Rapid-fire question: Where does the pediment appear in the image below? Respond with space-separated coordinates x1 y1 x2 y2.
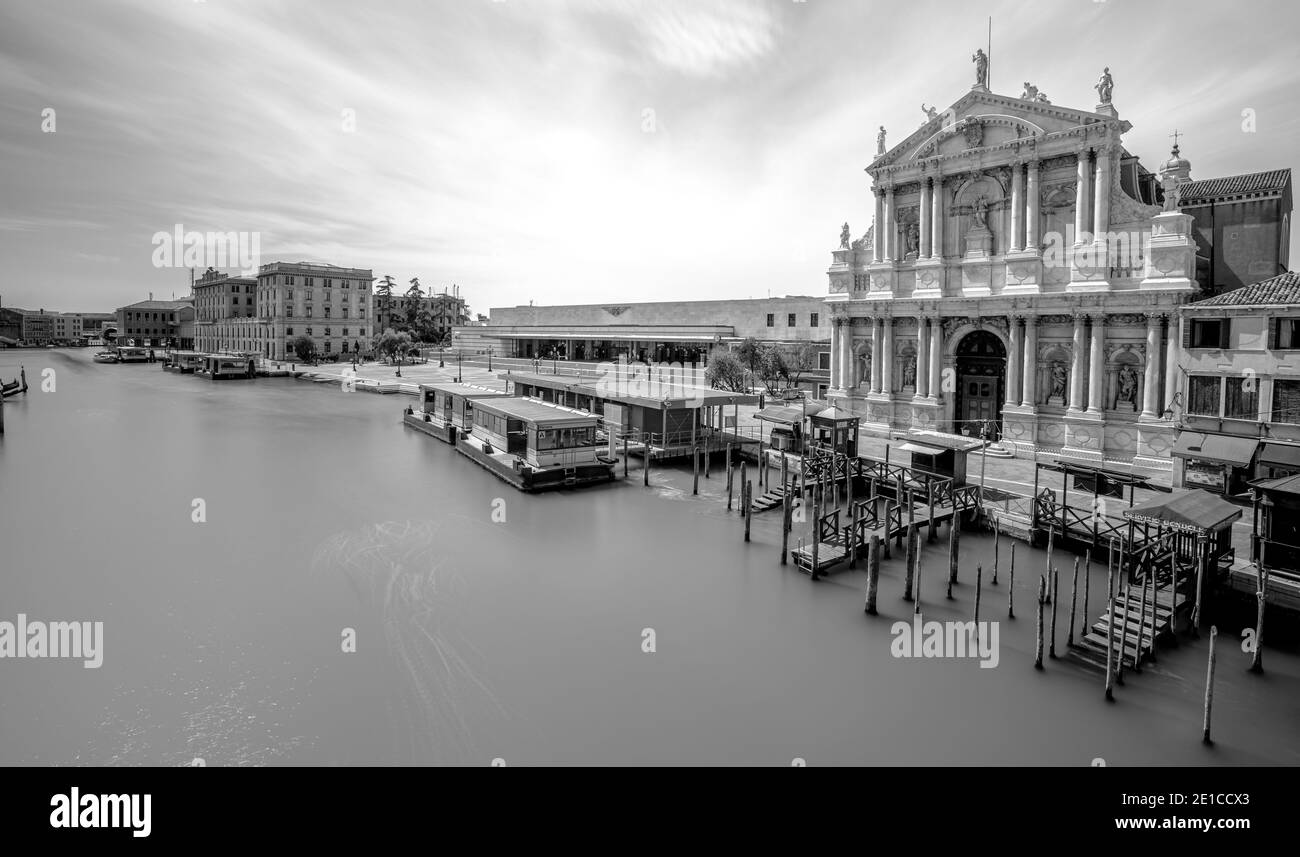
868 89 1129 173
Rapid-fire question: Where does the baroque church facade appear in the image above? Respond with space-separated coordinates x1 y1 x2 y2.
825 60 1202 482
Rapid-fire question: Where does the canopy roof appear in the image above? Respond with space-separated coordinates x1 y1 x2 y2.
754 405 806 425
1122 489 1243 534
809 406 860 424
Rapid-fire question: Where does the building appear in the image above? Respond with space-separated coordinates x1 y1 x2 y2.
72 313 117 339
257 261 373 360
193 269 258 354
1173 271 1300 495
53 313 81 344
0 307 57 345
824 60 1291 484
454 296 832 393
1180 169 1292 295
375 289 468 343
115 299 195 348
0 307 23 343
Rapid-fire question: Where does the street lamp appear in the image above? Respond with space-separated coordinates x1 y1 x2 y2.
487 346 493 373
456 350 462 383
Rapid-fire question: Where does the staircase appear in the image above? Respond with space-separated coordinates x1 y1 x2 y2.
1070 577 1182 671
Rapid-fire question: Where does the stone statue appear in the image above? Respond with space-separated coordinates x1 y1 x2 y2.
1050 363 1068 400
972 48 988 87
972 195 989 230
1034 92 1051 104
1096 67 1114 104
876 125 887 155
860 349 872 384
840 222 851 249
1118 364 1138 405
902 353 917 388
905 223 920 255
1020 82 1038 101
921 103 938 121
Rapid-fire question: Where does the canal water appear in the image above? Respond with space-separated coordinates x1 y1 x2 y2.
1 350 1297 766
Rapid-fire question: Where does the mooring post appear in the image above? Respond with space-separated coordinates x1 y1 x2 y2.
739 462 748 516
883 500 893 560
1105 544 1116 701
1133 568 1149 673
693 445 699 495
744 479 753 543
1008 543 1016 619
907 487 915 530
1202 625 1218 745
1191 539 1205 638
1067 557 1080 647
1116 578 1129 687
1169 552 1179 637
1049 567 1059 659
865 535 881 615
1044 525 1055 605
1082 549 1092 642
726 444 734 510
903 522 917 601
991 522 1000 585
947 515 959 597
810 495 822 581
623 434 629 478
1034 575 1046 670
1146 565 1157 664
850 495 860 570
927 479 937 544
913 525 922 614
974 564 983 641
780 481 791 566
1250 567 1267 674
644 435 651 487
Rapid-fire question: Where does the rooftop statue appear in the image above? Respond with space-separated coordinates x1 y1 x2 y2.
877 125 887 155
972 48 988 87
1096 67 1114 104
840 222 851 249
1020 82 1038 101
921 103 938 121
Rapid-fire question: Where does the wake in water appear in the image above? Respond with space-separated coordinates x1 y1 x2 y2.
311 520 506 764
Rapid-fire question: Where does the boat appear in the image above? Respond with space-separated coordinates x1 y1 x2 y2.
195 353 256 380
92 351 119 364
116 346 150 363
403 381 511 443
162 351 207 373
0 379 23 398
454 396 616 492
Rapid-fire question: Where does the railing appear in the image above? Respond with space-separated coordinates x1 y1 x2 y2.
1258 540 1300 579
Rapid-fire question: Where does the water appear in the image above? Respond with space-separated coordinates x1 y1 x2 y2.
2 350 1298 766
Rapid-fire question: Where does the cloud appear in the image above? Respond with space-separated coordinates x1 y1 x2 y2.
624 0 779 77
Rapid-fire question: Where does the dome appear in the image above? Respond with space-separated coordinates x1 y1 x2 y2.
1159 143 1191 177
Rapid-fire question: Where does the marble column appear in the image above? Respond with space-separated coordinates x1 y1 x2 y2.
1141 313 1161 418
916 319 930 398
882 320 894 394
1010 162 1024 252
1164 316 1179 417
1025 159 1040 250
919 178 932 258
871 318 883 393
1021 317 1038 407
1093 146 1111 241
1074 152 1090 242
1087 315 1105 415
931 175 943 258
883 187 896 261
842 318 855 390
1069 315 1087 413
873 189 884 263
829 318 841 390
1006 317 1023 408
928 317 943 400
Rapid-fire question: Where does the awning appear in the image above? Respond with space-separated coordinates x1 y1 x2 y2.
1171 432 1259 466
1123 489 1243 533
897 442 946 456
1259 442 1300 469
754 405 806 425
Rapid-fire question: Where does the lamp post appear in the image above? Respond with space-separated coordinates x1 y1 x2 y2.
487 347 493 373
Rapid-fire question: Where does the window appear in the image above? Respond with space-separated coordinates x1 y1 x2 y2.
810 313 819 327
1272 317 1300 350
306 327 313 336
306 308 313 318
1224 377 1258 420
324 327 331 336
1273 380 1300 424
324 279 332 288
1190 318 1229 349
342 328 349 336
787 313 796 327
766 313 775 328
1187 376 1220 416
818 351 830 370
325 308 331 318
305 277 314 287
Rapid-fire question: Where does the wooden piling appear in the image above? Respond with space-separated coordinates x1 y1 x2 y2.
1202 625 1218 745
913 526 922 614
883 500 893 560
1008 543 1016 619
1067 557 1079 647
780 485 791 566
744 480 753 543
623 434 628 477
865 535 880 615
1044 525 1054 604
1169 552 1179 635
1146 564 1157 664
992 522 1000 585
1133 569 1149 673
1081 550 1092 641
727 445 734 510
1191 544 1205 638
1049 568 1059 658
1250 566 1267 674
1116 578 1129 686
692 445 699 495
739 462 748 516
1034 575 1045 670
973 564 983 638
810 495 822 581
1104 545 1116 701
903 522 916 601
927 480 937 544
849 495 860 569
947 516 959 597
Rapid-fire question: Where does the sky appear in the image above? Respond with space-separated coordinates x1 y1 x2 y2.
1 0 1297 317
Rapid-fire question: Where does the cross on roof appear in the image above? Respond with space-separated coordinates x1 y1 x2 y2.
1169 129 1182 153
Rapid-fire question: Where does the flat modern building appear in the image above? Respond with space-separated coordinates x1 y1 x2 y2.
1173 271 1300 495
822 61 1291 484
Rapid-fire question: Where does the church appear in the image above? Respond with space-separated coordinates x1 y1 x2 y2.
825 55 1290 483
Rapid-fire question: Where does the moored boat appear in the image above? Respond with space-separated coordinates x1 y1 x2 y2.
454 396 615 492
403 381 511 443
92 351 119 364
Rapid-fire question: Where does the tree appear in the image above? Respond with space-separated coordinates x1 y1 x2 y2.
705 349 748 393
375 275 396 298
736 337 764 375
291 335 317 363
786 341 821 390
373 328 413 366
758 345 789 394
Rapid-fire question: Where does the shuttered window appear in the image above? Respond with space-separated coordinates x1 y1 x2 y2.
1273 380 1300 424
1224 377 1259 420
1187 376 1221 416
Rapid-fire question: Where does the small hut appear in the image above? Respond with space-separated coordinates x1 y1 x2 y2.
807 405 859 457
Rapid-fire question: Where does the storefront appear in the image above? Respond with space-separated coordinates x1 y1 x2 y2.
1172 432 1259 496
1258 441 1300 480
